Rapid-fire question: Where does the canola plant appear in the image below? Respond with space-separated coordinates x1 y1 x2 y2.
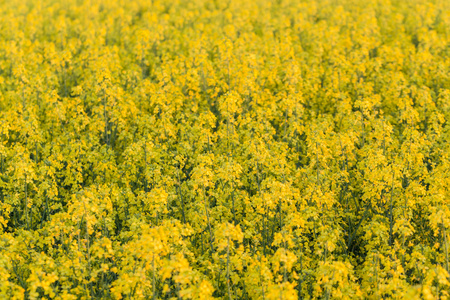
0 0 450 298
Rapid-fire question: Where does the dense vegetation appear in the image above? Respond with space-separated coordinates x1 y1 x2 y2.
1 0 450 298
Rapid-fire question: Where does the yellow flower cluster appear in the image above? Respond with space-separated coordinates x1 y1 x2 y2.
0 0 450 298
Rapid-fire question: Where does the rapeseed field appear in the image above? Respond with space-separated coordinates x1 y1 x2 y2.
0 0 450 298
